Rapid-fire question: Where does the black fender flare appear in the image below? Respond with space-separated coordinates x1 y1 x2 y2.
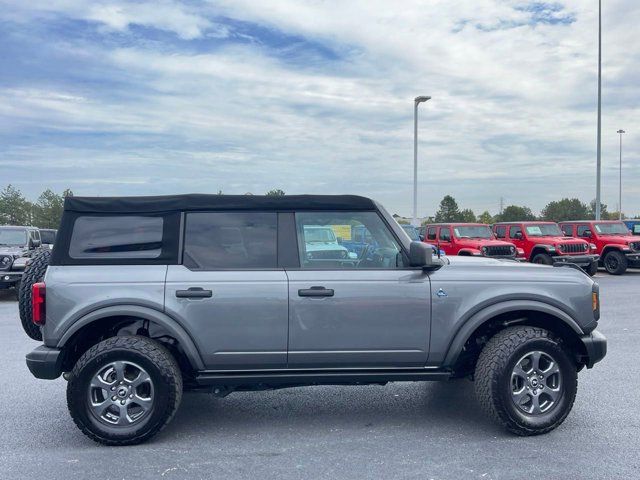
57 305 205 370
442 299 583 368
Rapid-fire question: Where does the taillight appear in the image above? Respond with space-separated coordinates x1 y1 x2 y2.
32 282 46 326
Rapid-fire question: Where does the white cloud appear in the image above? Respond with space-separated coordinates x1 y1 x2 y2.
0 0 638 216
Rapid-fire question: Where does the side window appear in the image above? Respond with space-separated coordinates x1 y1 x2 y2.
509 226 523 239
183 212 277 269
69 216 163 259
495 225 506 239
561 224 574 236
633 224 640 235
439 227 451 242
295 211 405 269
577 225 591 237
427 227 437 241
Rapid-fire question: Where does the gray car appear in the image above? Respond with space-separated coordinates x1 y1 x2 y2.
0 225 42 291
25 194 606 445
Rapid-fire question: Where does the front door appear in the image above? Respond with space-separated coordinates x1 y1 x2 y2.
286 211 431 368
164 211 288 370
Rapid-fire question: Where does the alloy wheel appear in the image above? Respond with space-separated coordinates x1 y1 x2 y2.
510 350 562 415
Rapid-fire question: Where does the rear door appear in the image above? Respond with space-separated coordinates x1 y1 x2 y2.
164 211 288 370
286 210 431 368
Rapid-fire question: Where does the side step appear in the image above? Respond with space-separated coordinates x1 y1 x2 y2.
195 368 452 388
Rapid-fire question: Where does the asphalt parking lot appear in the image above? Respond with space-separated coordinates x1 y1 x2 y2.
1 272 638 480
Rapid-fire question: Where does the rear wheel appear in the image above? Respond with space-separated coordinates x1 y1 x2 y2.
67 336 182 446
474 326 577 435
532 253 553 265
18 248 51 340
603 250 627 275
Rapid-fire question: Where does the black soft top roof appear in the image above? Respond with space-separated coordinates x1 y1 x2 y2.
64 194 377 213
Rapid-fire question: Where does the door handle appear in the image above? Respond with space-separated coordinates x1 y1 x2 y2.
298 286 334 297
176 287 212 299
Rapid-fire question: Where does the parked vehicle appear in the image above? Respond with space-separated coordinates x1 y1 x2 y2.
493 222 599 276
401 224 445 256
302 225 356 261
39 228 57 248
623 220 640 236
424 223 519 259
26 194 606 445
0 225 42 292
559 220 640 275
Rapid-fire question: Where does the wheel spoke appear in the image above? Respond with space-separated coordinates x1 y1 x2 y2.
131 370 151 388
134 394 153 412
512 364 529 380
113 361 126 382
543 361 560 377
89 400 109 417
512 388 529 406
530 394 542 415
116 404 131 425
530 351 542 372
90 375 114 391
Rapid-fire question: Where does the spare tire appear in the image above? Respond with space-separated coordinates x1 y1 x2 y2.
18 248 51 341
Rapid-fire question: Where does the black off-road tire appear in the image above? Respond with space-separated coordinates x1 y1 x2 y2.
18 248 51 340
67 336 183 446
474 326 577 436
587 261 598 276
532 253 553 265
603 250 627 275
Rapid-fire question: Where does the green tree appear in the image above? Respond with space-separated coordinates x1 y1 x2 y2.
32 188 72 229
589 200 609 220
459 208 476 223
496 205 536 222
265 189 285 196
0 184 32 225
541 198 589 222
434 195 461 222
477 211 493 224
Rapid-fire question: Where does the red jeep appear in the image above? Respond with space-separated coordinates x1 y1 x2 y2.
424 223 519 259
493 222 599 275
559 220 640 275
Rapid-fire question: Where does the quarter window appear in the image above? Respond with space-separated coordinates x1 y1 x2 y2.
295 211 404 269
69 216 163 259
183 212 277 269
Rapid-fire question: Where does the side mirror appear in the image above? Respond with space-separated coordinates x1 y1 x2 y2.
409 241 432 267
583 230 592 238
419 234 425 241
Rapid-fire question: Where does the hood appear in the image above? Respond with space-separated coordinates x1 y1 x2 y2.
597 234 638 245
456 238 514 249
528 236 586 245
0 245 28 257
444 255 593 284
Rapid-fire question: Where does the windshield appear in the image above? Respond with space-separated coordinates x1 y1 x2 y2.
453 225 493 239
0 228 27 246
525 224 563 237
594 222 630 235
303 227 337 243
401 225 420 240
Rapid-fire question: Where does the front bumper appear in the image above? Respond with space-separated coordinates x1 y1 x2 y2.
624 252 640 265
552 254 599 268
0 271 23 288
26 346 63 379
578 330 607 368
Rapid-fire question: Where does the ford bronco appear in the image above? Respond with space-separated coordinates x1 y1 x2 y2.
26 194 606 445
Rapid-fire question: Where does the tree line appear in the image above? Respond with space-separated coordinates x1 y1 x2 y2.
425 194 628 225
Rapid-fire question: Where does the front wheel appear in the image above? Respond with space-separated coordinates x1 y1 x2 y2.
587 261 598 276
603 250 627 275
532 253 553 265
67 336 183 445
474 326 577 435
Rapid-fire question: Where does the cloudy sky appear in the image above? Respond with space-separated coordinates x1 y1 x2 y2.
0 1 637 216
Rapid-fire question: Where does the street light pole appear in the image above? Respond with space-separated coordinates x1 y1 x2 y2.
596 0 602 220
413 95 431 226
617 129 625 219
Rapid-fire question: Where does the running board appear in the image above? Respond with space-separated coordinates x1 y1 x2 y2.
195 368 452 388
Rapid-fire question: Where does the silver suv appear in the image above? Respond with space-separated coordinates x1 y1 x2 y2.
26 194 606 445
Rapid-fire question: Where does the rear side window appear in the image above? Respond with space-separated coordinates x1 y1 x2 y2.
40 230 57 244
183 212 277 269
69 216 163 259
